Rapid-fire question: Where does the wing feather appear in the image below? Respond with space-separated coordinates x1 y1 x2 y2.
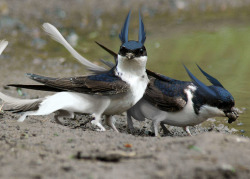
144 78 189 112
12 70 129 95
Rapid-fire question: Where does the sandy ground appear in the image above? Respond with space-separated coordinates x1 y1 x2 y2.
1 114 250 179
0 0 250 178
0 49 249 179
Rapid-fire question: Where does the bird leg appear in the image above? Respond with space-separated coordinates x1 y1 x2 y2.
183 126 192 136
105 115 119 132
126 112 135 134
91 114 106 131
160 122 171 135
152 120 160 137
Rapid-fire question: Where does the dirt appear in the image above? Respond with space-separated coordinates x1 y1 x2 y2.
0 51 249 179
1 113 250 179
0 1 250 179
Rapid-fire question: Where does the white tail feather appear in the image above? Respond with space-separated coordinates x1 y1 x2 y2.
0 92 43 112
42 23 106 72
0 40 8 55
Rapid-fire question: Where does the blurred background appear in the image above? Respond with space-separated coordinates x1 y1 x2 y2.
0 0 250 136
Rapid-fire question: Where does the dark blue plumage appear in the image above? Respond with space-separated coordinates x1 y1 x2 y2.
119 11 131 43
184 65 217 98
122 41 143 50
196 64 224 88
118 10 146 57
154 78 190 98
87 68 120 82
138 12 146 44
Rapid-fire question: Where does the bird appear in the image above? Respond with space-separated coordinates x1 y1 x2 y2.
0 11 149 132
96 45 239 136
47 33 239 137
31 16 239 137
97 45 239 136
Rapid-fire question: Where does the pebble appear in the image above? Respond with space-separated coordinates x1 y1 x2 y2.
240 129 245 133
237 122 243 126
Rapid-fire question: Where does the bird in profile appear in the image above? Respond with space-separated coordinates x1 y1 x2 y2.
0 11 149 132
47 29 239 136
97 45 239 136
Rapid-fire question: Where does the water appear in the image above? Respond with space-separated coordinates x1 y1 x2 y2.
146 23 250 136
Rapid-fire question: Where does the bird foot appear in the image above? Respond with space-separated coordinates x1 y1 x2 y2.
183 126 192 136
127 127 136 135
96 128 106 132
91 120 106 132
160 122 171 136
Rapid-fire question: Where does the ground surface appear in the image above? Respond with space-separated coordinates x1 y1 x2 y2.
1 114 250 179
0 0 250 179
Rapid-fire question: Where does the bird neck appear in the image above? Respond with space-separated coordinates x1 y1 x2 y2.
116 54 147 77
192 90 224 117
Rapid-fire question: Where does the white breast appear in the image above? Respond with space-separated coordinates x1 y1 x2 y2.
161 86 225 126
162 86 199 126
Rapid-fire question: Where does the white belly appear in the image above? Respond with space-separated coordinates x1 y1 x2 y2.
132 88 224 127
105 75 149 115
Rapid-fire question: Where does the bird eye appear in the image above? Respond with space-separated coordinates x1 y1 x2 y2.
139 48 144 55
119 46 126 56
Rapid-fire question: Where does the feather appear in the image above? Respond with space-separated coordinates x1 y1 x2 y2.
0 92 43 112
196 64 224 88
183 65 217 98
99 59 115 68
95 41 117 62
119 10 131 43
7 84 62 92
23 72 130 95
0 40 8 55
42 23 106 72
138 12 146 44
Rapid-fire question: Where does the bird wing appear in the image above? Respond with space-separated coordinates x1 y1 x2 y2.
9 70 129 96
144 78 189 112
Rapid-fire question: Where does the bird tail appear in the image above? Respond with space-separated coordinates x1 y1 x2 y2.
0 92 44 113
0 40 8 55
42 23 107 72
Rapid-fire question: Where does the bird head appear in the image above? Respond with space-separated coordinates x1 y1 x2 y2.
184 64 239 123
117 11 147 72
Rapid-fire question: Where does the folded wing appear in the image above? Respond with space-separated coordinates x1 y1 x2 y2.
144 78 189 112
9 70 129 96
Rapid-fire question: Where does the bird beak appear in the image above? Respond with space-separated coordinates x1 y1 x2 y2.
126 53 135 60
225 107 239 124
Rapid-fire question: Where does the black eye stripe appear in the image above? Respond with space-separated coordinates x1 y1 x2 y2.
118 46 147 57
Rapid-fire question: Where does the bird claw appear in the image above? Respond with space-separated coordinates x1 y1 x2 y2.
96 128 106 132
91 120 106 132
127 127 136 134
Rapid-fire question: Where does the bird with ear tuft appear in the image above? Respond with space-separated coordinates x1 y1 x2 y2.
0 11 150 132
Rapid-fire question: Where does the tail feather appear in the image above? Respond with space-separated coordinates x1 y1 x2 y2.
0 40 8 55
0 92 43 112
42 23 106 72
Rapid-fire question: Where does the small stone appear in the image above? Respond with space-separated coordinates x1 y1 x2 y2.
240 129 245 133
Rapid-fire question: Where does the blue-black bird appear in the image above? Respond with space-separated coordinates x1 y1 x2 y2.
97 45 239 136
49 34 238 136
0 11 149 132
